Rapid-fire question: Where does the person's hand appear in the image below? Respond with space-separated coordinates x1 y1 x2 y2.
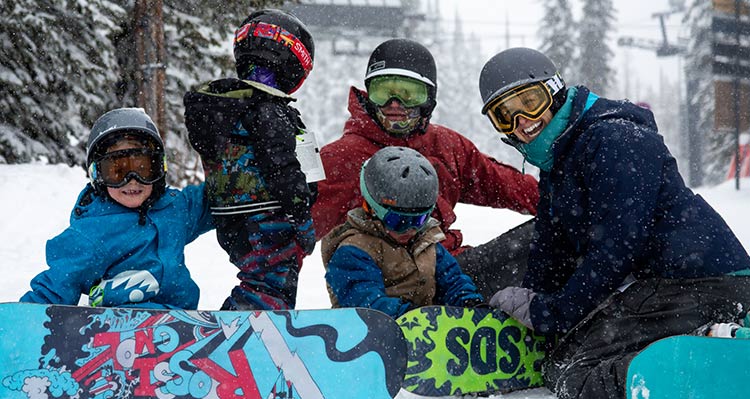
292 218 316 256
489 286 536 329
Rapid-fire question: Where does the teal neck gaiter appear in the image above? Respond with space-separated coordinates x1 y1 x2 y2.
517 87 577 172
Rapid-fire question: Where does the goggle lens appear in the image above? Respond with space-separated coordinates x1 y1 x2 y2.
96 148 165 187
381 209 431 233
487 83 553 134
368 76 429 107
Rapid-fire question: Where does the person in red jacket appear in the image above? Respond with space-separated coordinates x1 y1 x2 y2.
313 38 539 298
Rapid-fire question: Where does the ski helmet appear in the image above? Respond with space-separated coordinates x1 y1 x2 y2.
363 39 437 135
479 47 566 116
234 9 315 94
360 146 438 212
86 108 166 195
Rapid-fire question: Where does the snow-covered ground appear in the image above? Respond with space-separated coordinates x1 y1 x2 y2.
1 163 748 399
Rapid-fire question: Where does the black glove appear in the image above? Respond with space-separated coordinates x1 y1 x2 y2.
292 217 316 256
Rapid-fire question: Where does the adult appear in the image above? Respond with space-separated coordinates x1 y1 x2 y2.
312 38 539 297
479 47 750 399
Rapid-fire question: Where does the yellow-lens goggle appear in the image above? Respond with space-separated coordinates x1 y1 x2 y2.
486 82 553 134
368 75 429 107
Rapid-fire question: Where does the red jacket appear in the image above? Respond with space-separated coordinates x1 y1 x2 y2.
312 87 539 253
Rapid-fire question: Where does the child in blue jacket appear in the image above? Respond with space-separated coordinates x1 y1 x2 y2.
321 146 484 318
21 108 213 309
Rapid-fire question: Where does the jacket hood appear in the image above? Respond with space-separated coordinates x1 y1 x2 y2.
72 184 178 222
552 86 659 160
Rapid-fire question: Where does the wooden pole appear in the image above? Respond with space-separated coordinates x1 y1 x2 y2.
133 0 166 142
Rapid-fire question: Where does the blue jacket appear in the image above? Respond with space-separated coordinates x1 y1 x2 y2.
21 184 213 309
525 86 750 334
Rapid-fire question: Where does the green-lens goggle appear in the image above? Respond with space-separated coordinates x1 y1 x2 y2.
367 75 429 107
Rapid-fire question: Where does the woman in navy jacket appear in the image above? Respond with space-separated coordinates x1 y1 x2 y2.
478 48 750 399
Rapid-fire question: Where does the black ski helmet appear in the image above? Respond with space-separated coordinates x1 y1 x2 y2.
86 108 166 195
479 47 566 116
360 146 438 211
234 9 315 94
363 39 437 134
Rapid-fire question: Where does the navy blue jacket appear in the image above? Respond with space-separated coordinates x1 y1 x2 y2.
525 86 750 334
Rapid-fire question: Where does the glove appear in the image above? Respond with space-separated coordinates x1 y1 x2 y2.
489 286 536 330
293 218 316 256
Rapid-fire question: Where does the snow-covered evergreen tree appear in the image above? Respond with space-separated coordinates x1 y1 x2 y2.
683 0 733 186
577 0 616 95
0 0 282 185
538 0 577 84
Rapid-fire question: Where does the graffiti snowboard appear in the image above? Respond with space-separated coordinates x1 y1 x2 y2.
0 302 407 399
397 306 549 396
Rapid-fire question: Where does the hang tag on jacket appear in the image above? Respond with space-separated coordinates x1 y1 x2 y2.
295 128 326 182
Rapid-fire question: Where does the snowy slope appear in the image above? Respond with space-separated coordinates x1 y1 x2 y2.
1 163 748 399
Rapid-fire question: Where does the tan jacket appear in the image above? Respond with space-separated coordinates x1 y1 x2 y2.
321 208 446 307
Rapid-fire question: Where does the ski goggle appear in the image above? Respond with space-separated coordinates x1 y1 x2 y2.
364 200 433 233
92 148 166 188
234 21 313 78
367 75 430 108
485 82 553 134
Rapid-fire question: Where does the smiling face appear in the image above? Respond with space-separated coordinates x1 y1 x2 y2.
105 139 153 209
511 110 553 144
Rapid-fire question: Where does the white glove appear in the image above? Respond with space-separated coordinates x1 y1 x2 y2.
489 286 536 330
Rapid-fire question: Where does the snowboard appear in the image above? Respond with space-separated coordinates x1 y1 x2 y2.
0 302 407 399
396 306 549 397
627 335 750 399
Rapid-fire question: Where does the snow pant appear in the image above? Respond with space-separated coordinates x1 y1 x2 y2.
543 275 750 399
454 218 534 300
214 211 303 310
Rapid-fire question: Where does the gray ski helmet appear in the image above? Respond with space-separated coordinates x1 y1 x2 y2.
360 146 438 211
86 107 163 169
479 47 566 114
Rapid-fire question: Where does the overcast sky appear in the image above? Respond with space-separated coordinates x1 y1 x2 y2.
439 0 684 99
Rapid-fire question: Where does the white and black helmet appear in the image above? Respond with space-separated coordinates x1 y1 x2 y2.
360 146 438 211
363 39 438 133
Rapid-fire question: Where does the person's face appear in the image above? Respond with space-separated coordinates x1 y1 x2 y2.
105 139 153 209
386 228 419 245
511 110 553 144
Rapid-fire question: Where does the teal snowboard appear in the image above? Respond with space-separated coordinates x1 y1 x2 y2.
627 335 750 398
396 306 549 396
0 302 407 399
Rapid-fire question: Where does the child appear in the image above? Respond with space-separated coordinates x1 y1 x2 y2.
183 9 316 310
321 146 484 318
21 108 213 309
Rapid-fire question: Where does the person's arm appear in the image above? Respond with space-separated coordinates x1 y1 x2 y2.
528 126 667 334
455 135 539 215
433 244 484 305
180 183 214 243
325 245 413 318
21 228 102 305
245 101 312 225
312 143 371 240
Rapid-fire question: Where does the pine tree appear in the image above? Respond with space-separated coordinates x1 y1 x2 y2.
538 0 576 83
683 0 733 186
577 0 616 95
